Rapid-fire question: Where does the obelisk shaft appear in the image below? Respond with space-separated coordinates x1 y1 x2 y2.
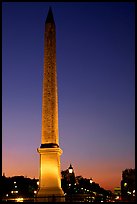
41 8 58 145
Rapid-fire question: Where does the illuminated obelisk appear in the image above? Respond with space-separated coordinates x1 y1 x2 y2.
36 7 64 202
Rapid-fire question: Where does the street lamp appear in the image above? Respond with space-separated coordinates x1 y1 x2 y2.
90 178 93 184
68 164 73 174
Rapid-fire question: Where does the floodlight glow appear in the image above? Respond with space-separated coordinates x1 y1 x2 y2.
16 198 23 202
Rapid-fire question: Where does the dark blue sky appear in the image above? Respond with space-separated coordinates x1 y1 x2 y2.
2 2 135 191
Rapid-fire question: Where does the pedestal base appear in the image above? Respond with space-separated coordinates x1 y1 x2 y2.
36 147 65 202
35 187 65 202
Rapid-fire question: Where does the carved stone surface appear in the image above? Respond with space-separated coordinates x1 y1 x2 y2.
41 22 58 145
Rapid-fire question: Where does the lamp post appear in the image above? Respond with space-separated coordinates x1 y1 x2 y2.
68 164 73 174
68 164 74 202
89 178 93 202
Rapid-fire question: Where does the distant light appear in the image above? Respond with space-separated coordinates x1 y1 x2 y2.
6 194 8 197
16 198 23 202
14 181 16 184
74 183 76 185
15 191 18 193
34 190 37 194
124 183 127 187
133 190 135 193
37 181 39 185
87 189 89 192
127 191 131 194
85 189 87 191
101 201 103 203
11 191 13 193
15 186 17 188
81 188 83 190
115 196 119 200
90 179 93 184
69 184 71 186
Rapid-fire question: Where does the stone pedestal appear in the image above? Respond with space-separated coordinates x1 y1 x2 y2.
36 147 65 202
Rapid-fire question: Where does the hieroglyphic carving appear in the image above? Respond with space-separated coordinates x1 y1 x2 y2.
41 22 58 144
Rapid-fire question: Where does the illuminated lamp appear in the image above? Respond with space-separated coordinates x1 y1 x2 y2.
90 178 93 184
68 164 73 174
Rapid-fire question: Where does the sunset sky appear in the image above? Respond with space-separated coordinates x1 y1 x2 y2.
2 2 135 192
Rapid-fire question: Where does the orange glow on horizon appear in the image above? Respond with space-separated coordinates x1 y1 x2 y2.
2 152 134 192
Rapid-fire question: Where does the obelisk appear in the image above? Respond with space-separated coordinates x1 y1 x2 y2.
36 7 64 202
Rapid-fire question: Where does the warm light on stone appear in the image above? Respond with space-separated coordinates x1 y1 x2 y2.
36 7 65 202
38 148 62 188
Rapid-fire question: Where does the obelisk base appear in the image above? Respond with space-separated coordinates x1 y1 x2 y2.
35 187 65 202
35 147 65 202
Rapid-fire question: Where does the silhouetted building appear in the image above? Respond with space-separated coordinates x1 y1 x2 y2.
1 175 39 202
61 164 112 202
1 170 113 202
121 168 135 201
